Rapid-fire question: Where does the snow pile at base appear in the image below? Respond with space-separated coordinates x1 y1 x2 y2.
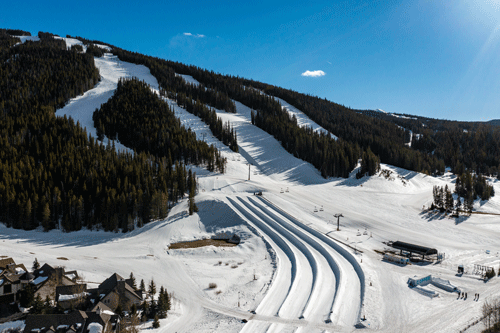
0 321 25 333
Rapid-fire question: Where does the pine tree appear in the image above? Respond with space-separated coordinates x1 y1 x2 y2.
31 294 44 314
148 279 156 299
454 196 462 216
157 286 170 318
445 185 454 213
465 193 474 215
32 258 40 271
129 272 137 290
140 279 145 293
152 315 160 328
188 170 198 215
43 295 52 314
438 187 444 210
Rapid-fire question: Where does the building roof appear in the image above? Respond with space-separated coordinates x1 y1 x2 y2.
24 310 87 333
91 302 114 314
98 274 124 294
23 309 118 333
0 258 15 270
390 241 438 256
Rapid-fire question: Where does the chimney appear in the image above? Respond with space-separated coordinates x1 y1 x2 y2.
117 280 126 295
55 267 64 284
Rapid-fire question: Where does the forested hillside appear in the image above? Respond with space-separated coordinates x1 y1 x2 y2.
93 78 227 173
358 110 500 177
0 31 207 232
107 48 374 178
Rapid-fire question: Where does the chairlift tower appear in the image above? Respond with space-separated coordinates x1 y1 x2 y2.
334 213 344 231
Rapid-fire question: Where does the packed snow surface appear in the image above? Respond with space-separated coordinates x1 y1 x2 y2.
55 53 159 154
2 59 500 333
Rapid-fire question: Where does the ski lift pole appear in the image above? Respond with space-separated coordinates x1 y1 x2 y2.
334 213 344 231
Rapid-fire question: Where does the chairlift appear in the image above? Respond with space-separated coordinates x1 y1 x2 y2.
285 187 289 192
320 205 324 212
314 206 318 213
363 227 368 235
357 229 361 236
280 188 284 194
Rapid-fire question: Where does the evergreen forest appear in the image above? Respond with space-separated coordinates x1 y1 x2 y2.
0 31 209 232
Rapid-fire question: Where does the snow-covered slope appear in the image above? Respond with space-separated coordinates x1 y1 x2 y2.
55 53 159 154
2 53 500 333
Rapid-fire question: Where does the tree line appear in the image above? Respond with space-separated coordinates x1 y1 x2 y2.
109 47 236 113
0 31 198 232
431 171 494 215
93 78 227 173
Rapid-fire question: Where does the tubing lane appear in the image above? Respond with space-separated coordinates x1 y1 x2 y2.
248 197 340 321
258 196 365 324
237 197 317 319
226 197 296 317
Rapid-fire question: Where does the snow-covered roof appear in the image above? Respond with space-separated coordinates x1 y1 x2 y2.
32 276 48 285
15 267 26 274
87 322 103 333
58 292 89 301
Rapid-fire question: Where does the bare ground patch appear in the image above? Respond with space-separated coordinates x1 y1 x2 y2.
169 239 237 250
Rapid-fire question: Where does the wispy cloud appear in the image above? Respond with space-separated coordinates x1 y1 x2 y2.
183 32 205 38
301 70 326 77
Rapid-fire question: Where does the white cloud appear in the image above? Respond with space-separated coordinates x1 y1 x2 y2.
301 70 326 77
183 32 205 38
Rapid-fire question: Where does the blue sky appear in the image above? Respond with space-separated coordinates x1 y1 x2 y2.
3 0 500 121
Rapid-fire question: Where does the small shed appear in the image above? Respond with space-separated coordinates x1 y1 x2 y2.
228 234 241 244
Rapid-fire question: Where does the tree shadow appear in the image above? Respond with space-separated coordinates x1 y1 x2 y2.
454 215 470 225
420 210 447 222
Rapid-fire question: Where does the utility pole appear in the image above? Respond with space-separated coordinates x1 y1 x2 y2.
248 163 252 181
334 213 344 231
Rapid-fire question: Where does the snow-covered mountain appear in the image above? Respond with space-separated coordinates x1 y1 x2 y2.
2 33 500 333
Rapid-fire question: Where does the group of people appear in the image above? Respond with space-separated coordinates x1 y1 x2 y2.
458 291 480 301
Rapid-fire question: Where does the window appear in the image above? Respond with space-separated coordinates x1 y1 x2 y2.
4 284 11 294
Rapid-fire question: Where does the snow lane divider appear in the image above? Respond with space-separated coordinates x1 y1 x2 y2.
237 197 318 319
257 196 366 325
248 197 340 321
226 197 296 316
